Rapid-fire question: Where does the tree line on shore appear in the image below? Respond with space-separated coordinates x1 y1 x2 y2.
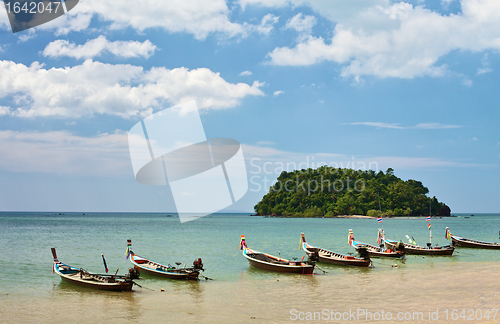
254 167 451 217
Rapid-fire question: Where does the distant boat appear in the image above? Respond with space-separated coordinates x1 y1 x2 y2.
383 238 454 256
240 235 315 274
51 248 139 291
126 240 204 280
301 233 371 267
449 233 500 249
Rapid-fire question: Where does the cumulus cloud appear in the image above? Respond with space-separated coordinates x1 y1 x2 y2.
43 36 157 59
346 122 463 129
239 70 253 76
0 59 264 118
285 13 316 34
34 0 262 39
255 0 500 79
273 90 284 96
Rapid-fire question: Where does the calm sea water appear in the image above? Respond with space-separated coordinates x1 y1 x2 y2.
1 213 500 323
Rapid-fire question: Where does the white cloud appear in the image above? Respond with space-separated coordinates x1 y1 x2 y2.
285 13 316 34
347 122 404 129
239 71 253 76
261 0 500 79
346 122 462 129
249 14 279 35
441 0 456 9
18 30 36 43
477 53 493 75
0 130 484 178
0 130 131 176
477 67 492 75
256 141 275 146
0 106 10 116
461 78 473 87
36 0 251 39
0 59 264 118
414 123 462 129
0 5 10 31
273 90 284 96
243 144 482 176
43 36 157 59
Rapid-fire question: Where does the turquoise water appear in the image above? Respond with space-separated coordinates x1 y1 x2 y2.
2 212 500 323
1 212 500 291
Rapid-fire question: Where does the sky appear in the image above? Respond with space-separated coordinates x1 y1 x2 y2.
0 0 499 214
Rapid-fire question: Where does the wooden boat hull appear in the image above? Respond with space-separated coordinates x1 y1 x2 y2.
302 241 371 267
130 254 200 280
242 249 314 274
384 239 454 256
451 235 500 249
351 241 403 258
54 263 133 291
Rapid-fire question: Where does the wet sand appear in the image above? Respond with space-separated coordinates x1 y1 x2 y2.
2 262 500 323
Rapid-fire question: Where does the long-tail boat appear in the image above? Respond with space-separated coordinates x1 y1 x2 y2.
240 235 315 274
301 233 371 267
126 240 204 280
383 238 454 256
51 248 139 291
446 227 500 249
350 229 404 258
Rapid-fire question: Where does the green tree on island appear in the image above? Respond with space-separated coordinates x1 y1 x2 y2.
254 167 451 217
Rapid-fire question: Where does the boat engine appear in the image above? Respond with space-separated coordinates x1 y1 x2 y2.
128 267 140 279
193 258 204 271
395 241 406 253
308 251 319 262
357 246 370 260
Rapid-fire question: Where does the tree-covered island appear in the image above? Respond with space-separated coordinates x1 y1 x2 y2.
254 167 451 217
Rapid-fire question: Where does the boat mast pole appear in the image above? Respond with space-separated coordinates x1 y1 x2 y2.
429 196 432 245
378 190 383 230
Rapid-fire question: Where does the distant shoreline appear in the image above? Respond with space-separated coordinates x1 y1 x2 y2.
255 214 460 219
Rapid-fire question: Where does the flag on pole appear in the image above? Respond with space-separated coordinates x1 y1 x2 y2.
348 229 354 246
426 216 431 221
125 239 132 260
427 223 431 230
377 217 382 223
377 229 384 245
299 233 305 250
445 227 451 240
239 235 246 250
101 254 108 274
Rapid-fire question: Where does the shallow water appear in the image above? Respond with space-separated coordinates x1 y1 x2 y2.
1 213 499 323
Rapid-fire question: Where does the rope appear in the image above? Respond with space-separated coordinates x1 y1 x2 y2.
314 264 327 274
199 273 213 281
132 281 154 291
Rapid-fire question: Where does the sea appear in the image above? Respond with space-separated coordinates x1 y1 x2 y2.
1 212 500 323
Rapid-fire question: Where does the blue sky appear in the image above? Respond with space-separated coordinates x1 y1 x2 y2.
0 0 499 214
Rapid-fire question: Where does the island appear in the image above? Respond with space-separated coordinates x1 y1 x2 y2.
254 167 451 218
